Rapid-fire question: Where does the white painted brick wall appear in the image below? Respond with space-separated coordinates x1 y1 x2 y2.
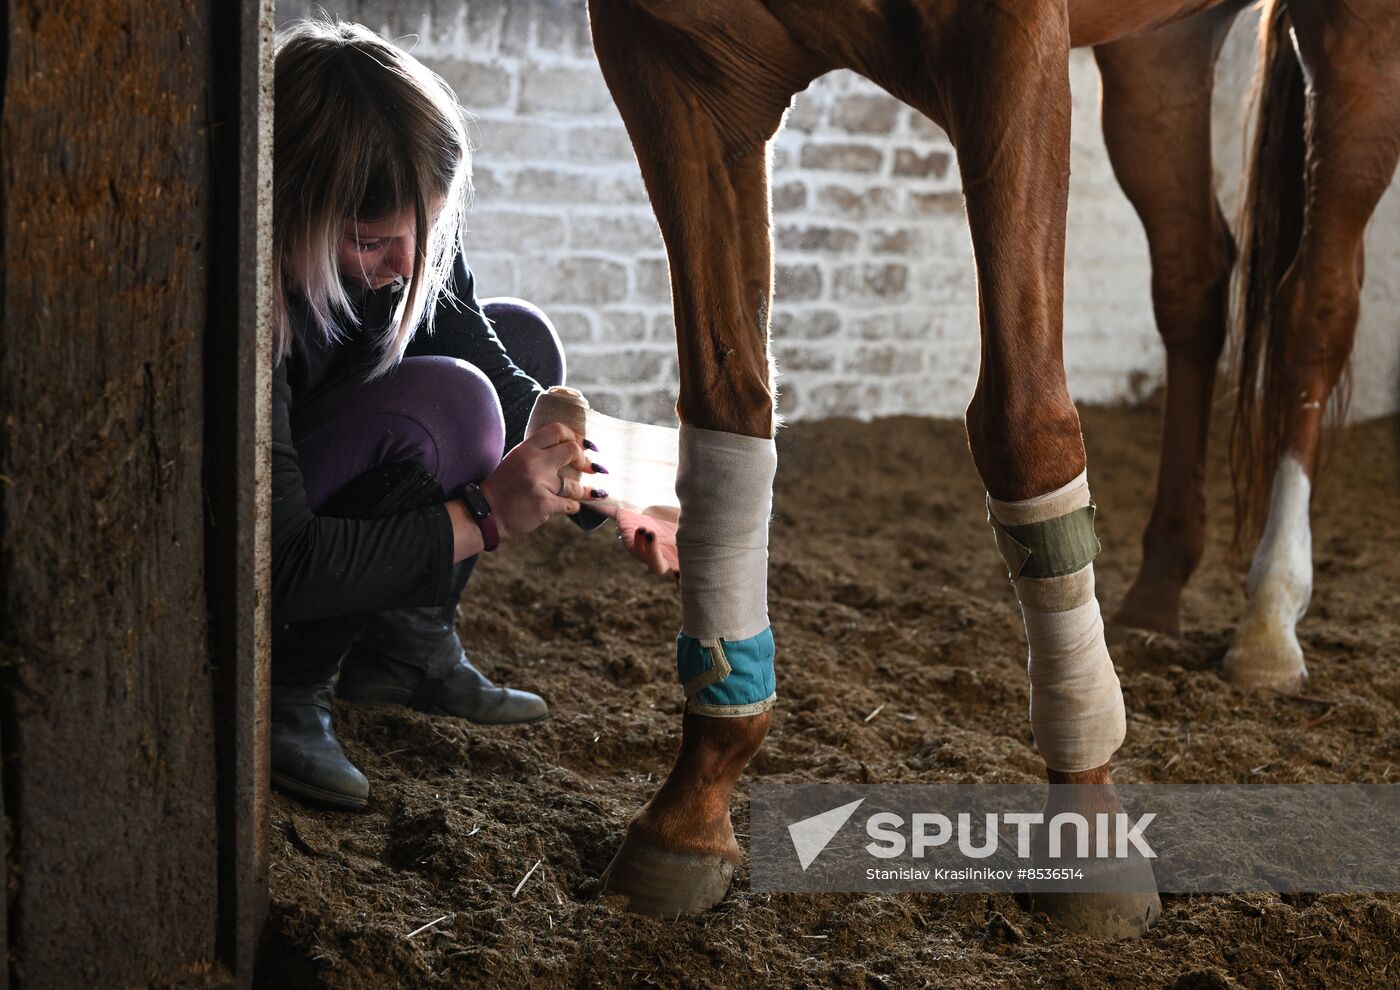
280 1 1400 424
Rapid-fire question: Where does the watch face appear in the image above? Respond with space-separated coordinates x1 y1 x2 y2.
461 485 492 519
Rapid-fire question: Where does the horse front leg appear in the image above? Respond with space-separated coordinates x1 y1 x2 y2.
588 0 823 915
939 3 1161 937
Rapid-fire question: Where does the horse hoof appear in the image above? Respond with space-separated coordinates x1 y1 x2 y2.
1031 886 1162 939
1030 840 1161 938
1223 623 1307 693
600 837 735 916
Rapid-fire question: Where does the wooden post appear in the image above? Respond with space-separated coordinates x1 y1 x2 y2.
0 2 271 985
208 1 276 983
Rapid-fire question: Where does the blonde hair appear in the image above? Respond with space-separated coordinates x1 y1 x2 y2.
273 18 471 377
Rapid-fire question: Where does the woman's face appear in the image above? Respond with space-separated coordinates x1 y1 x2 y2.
337 205 428 290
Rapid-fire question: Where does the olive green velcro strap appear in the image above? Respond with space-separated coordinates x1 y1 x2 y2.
989 503 1101 580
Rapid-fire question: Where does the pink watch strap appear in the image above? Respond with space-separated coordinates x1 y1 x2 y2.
476 510 500 552
457 485 500 552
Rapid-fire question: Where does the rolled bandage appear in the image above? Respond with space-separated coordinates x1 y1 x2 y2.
987 471 1125 772
526 388 680 512
674 426 778 717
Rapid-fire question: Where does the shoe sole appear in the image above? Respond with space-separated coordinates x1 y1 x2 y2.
338 685 552 726
271 771 369 812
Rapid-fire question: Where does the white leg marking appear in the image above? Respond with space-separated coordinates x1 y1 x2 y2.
1224 454 1312 691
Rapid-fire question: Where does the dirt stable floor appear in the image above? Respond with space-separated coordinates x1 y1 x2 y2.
260 405 1400 989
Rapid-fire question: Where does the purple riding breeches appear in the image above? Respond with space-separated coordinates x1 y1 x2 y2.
292 298 565 509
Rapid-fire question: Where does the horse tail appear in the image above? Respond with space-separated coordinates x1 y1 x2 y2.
1230 0 1311 554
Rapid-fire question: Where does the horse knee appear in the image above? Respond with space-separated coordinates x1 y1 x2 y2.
965 388 1083 499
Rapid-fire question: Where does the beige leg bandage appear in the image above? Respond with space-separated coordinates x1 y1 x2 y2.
528 390 779 715
675 425 777 642
526 388 680 512
988 471 1125 772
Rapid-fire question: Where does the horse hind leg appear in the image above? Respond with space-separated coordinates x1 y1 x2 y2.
586 0 824 915
1093 8 1240 641
1225 0 1400 692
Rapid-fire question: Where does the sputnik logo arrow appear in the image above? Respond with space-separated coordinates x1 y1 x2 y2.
788 798 865 871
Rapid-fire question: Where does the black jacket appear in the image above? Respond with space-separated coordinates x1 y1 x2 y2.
271 256 550 626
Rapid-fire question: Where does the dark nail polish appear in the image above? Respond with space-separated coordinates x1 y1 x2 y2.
592 463 609 474
584 439 598 452
591 489 608 499
645 531 655 543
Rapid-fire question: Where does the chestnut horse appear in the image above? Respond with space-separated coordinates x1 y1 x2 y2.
586 0 1400 935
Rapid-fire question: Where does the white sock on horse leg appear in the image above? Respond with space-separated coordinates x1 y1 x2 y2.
1223 452 1312 688
988 471 1126 772
674 425 778 717
1243 453 1312 630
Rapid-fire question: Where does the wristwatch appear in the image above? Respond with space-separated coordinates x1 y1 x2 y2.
458 483 500 552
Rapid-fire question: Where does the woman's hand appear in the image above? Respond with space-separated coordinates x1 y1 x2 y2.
613 505 680 579
479 423 604 541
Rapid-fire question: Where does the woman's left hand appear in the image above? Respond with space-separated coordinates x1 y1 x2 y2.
611 505 680 579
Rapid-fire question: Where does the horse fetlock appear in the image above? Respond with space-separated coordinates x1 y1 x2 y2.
1244 561 1312 628
1109 577 1183 640
623 709 771 861
627 795 740 863
681 707 772 771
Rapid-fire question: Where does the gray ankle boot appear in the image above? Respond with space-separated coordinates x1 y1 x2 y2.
270 682 369 811
337 595 549 725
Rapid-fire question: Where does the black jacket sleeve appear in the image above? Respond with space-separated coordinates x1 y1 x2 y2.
270 361 456 626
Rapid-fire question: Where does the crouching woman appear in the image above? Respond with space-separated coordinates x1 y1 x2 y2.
269 20 614 810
